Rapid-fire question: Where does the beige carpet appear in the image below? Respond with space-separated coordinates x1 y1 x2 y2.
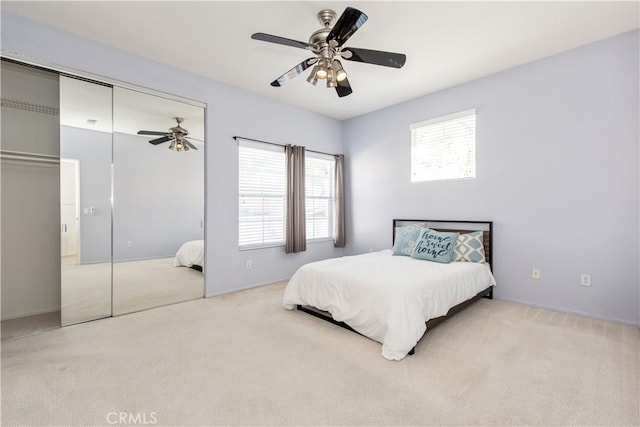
1 282 638 426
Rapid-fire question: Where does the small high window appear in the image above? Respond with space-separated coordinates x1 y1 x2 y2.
410 109 476 182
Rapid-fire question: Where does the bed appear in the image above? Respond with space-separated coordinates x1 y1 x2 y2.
173 240 204 272
282 219 495 360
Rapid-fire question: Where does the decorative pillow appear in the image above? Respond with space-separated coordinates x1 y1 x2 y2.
411 228 459 263
392 225 425 256
452 231 486 263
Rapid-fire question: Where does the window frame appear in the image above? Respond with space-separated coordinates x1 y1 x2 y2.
304 152 335 244
237 139 337 250
410 108 476 183
238 139 286 250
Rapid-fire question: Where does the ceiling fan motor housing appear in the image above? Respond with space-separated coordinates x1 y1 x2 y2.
170 117 189 137
309 10 340 66
316 9 337 27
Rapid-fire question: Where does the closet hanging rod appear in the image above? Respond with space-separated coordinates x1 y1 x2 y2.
0 150 60 165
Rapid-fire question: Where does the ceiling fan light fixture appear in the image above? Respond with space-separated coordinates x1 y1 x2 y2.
316 66 328 80
327 69 337 88
307 66 319 85
332 60 347 82
139 117 197 153
316 58 330 79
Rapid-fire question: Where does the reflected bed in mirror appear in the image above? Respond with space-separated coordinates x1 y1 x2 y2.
174 240 205 271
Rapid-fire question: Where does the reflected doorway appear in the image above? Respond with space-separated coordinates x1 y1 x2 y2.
60 158 79 263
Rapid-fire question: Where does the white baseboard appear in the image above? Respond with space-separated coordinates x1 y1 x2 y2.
205 278 289 298
495 296 640 327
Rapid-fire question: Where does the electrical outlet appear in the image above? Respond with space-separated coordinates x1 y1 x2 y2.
531 268 541 280
246 260 252 270
581 274 591 286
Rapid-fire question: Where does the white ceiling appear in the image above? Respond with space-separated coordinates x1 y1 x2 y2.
2 1 639 120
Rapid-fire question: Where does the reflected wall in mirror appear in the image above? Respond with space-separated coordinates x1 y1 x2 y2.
112 87 204 316
60 76 113 326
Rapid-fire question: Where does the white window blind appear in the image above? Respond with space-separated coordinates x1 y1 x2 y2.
410 109 476 182
305 153 335 242
238 139 286 248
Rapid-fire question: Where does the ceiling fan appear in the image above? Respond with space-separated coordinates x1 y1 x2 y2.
251 6 406 97
137 117 198 152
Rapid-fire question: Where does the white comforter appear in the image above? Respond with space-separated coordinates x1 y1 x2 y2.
283 250 496 360
173 240 204 269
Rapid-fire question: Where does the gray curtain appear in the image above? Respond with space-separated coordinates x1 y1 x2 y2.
334 154 346 248
285 144 306 253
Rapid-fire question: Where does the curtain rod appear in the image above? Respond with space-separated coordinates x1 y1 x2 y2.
233 136 340 157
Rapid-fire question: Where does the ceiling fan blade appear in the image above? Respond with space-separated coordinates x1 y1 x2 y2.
251 32 312 50
183 138 198 150
341 47 406 68
326 7 368 48
148 135 172 145
270 57 318 87
138 130 169 136
335 77 353 98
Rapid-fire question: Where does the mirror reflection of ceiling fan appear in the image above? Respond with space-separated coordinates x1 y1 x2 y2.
137 117 198 151
251 6 406 97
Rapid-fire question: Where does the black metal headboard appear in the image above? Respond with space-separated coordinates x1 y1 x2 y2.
392 219 493 269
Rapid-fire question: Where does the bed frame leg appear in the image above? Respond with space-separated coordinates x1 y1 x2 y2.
483 287 494 300
408 347 415 356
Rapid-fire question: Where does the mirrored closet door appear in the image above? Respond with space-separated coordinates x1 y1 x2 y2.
111 87 205 316
60 76 113 326
59 76 205 326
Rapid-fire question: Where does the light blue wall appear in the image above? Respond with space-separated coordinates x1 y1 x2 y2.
343 30 640 325
3 12 638 325
112 132 204 262
2 12 345 297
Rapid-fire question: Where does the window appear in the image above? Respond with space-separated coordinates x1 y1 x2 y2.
238 139 335 249
410 109 476 182
238 140 286 248
305 153 334 242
